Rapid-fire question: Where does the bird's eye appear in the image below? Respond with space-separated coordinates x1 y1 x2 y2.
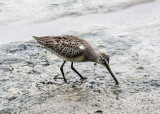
102 58 106 63
99 56 106 63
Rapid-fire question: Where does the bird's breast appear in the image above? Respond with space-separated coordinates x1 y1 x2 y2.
58 54 86 62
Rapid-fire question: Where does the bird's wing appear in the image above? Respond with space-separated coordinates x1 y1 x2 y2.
33 35 85 58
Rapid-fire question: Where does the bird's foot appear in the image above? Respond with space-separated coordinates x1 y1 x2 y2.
63 79 69 83
81 77 87 80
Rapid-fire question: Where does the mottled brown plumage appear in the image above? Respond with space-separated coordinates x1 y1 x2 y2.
33 35 119 85
33 35 96 62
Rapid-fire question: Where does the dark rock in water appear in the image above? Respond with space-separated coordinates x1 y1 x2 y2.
95 110 103 113
136 66 144 70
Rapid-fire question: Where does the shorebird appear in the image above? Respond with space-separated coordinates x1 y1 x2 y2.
33 35 119 85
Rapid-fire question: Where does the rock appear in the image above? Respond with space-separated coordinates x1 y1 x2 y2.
136 67 144 70
95 110 103 114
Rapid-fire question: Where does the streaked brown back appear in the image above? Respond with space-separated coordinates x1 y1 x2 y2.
33 35 85 58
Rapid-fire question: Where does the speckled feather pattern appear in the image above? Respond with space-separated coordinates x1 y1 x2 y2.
33 35 96 62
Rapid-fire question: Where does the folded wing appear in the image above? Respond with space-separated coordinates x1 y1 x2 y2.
33 35 85 58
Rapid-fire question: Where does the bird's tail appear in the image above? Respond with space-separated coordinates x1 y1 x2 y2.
32 36 46 46
33 36 40 40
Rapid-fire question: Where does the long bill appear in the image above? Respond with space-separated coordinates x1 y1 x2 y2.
105 62 119 85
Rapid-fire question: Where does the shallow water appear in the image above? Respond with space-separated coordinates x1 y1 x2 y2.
0 0 160 113
0 0 156 25
0 0 160 44
0 28 160 113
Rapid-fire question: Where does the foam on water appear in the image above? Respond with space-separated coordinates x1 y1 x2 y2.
0 0 156 25
0 0 160 44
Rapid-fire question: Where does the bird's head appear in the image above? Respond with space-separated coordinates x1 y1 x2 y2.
97 53 110 66
97 53 119 85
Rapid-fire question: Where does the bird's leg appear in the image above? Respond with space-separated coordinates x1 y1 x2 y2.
71 62 86 80
60 61 67 82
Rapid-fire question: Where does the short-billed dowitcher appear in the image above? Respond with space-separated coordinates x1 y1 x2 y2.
33 35 119 85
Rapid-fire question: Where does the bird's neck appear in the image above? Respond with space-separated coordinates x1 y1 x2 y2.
87 52 98 62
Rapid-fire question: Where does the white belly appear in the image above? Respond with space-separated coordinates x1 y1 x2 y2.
45 48 85 62
58 54 85 62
